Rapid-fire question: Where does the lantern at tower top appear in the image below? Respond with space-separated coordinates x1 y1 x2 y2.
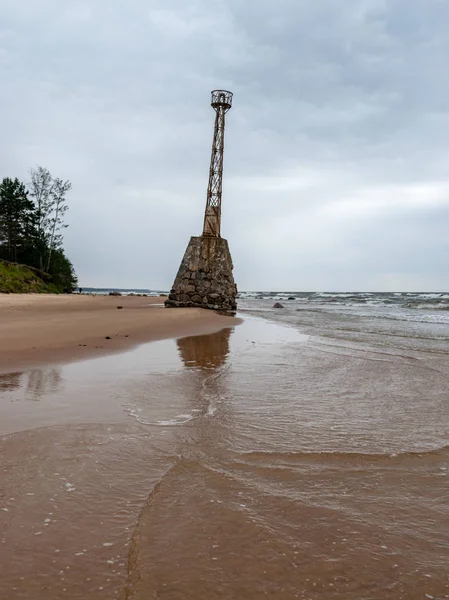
211 90 233 112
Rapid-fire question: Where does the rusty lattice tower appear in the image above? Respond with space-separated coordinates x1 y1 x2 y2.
202 90 233 237
165 89 237 312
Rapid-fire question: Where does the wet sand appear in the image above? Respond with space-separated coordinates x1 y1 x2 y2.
1 312 448 600
0 294 240 373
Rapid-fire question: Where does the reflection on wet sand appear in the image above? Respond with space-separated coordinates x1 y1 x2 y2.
0 367 62 399
176 328 231 370
176 328 233 429
0 372 23 392
26 368 63 400
175 328 233 424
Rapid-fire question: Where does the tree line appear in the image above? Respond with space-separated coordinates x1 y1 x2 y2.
0 166 77 292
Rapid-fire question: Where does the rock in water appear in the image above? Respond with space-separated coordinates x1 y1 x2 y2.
273 302 284 309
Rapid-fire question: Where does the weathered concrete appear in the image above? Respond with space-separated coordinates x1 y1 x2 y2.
165 236 237 312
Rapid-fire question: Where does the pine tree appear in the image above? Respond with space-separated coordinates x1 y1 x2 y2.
0 177 37 263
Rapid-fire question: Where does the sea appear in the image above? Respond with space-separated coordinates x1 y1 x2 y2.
1 290 448 599
85 286 449 316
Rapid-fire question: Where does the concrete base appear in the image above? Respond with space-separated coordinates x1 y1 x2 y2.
165 236 237 312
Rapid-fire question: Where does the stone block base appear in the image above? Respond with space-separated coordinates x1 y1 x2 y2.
165 236 237 312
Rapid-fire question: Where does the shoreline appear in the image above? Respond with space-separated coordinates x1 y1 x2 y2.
0 294 241 374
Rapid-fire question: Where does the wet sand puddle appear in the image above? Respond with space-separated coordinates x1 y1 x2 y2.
1 316 448 599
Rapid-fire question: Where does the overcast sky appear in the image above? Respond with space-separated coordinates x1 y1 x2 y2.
2 0 448 291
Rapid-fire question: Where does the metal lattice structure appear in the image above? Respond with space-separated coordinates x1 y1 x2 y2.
202 90 233 237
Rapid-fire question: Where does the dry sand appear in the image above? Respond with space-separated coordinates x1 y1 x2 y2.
0 293 240 373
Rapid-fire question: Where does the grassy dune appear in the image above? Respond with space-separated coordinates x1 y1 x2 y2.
0 260 60 294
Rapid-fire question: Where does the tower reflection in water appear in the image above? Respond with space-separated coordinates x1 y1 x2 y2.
175 327 234 449
176 327 232 371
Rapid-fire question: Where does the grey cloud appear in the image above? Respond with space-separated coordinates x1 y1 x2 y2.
1 0 448 290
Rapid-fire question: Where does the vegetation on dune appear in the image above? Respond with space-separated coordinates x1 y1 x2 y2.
0 166 77 293
0 260 61 294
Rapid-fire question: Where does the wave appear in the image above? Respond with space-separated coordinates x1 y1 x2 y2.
238 291 449 309
314 292 374 298
402 301 449 310
234 445 449 464
81 287 166 296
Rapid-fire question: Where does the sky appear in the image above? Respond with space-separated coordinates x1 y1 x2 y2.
1 0 449 291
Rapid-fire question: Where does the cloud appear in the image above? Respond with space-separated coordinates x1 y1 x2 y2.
1 0 448 290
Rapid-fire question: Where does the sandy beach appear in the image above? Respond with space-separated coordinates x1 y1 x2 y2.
0 294 240 373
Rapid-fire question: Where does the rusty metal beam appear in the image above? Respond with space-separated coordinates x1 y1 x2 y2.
202 90 233 237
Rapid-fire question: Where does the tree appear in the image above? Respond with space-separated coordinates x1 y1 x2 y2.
29 166 72 272
0 167 78 294
45 177 72 272
0 177 37 263
47 248 78 293
29 166 52 236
